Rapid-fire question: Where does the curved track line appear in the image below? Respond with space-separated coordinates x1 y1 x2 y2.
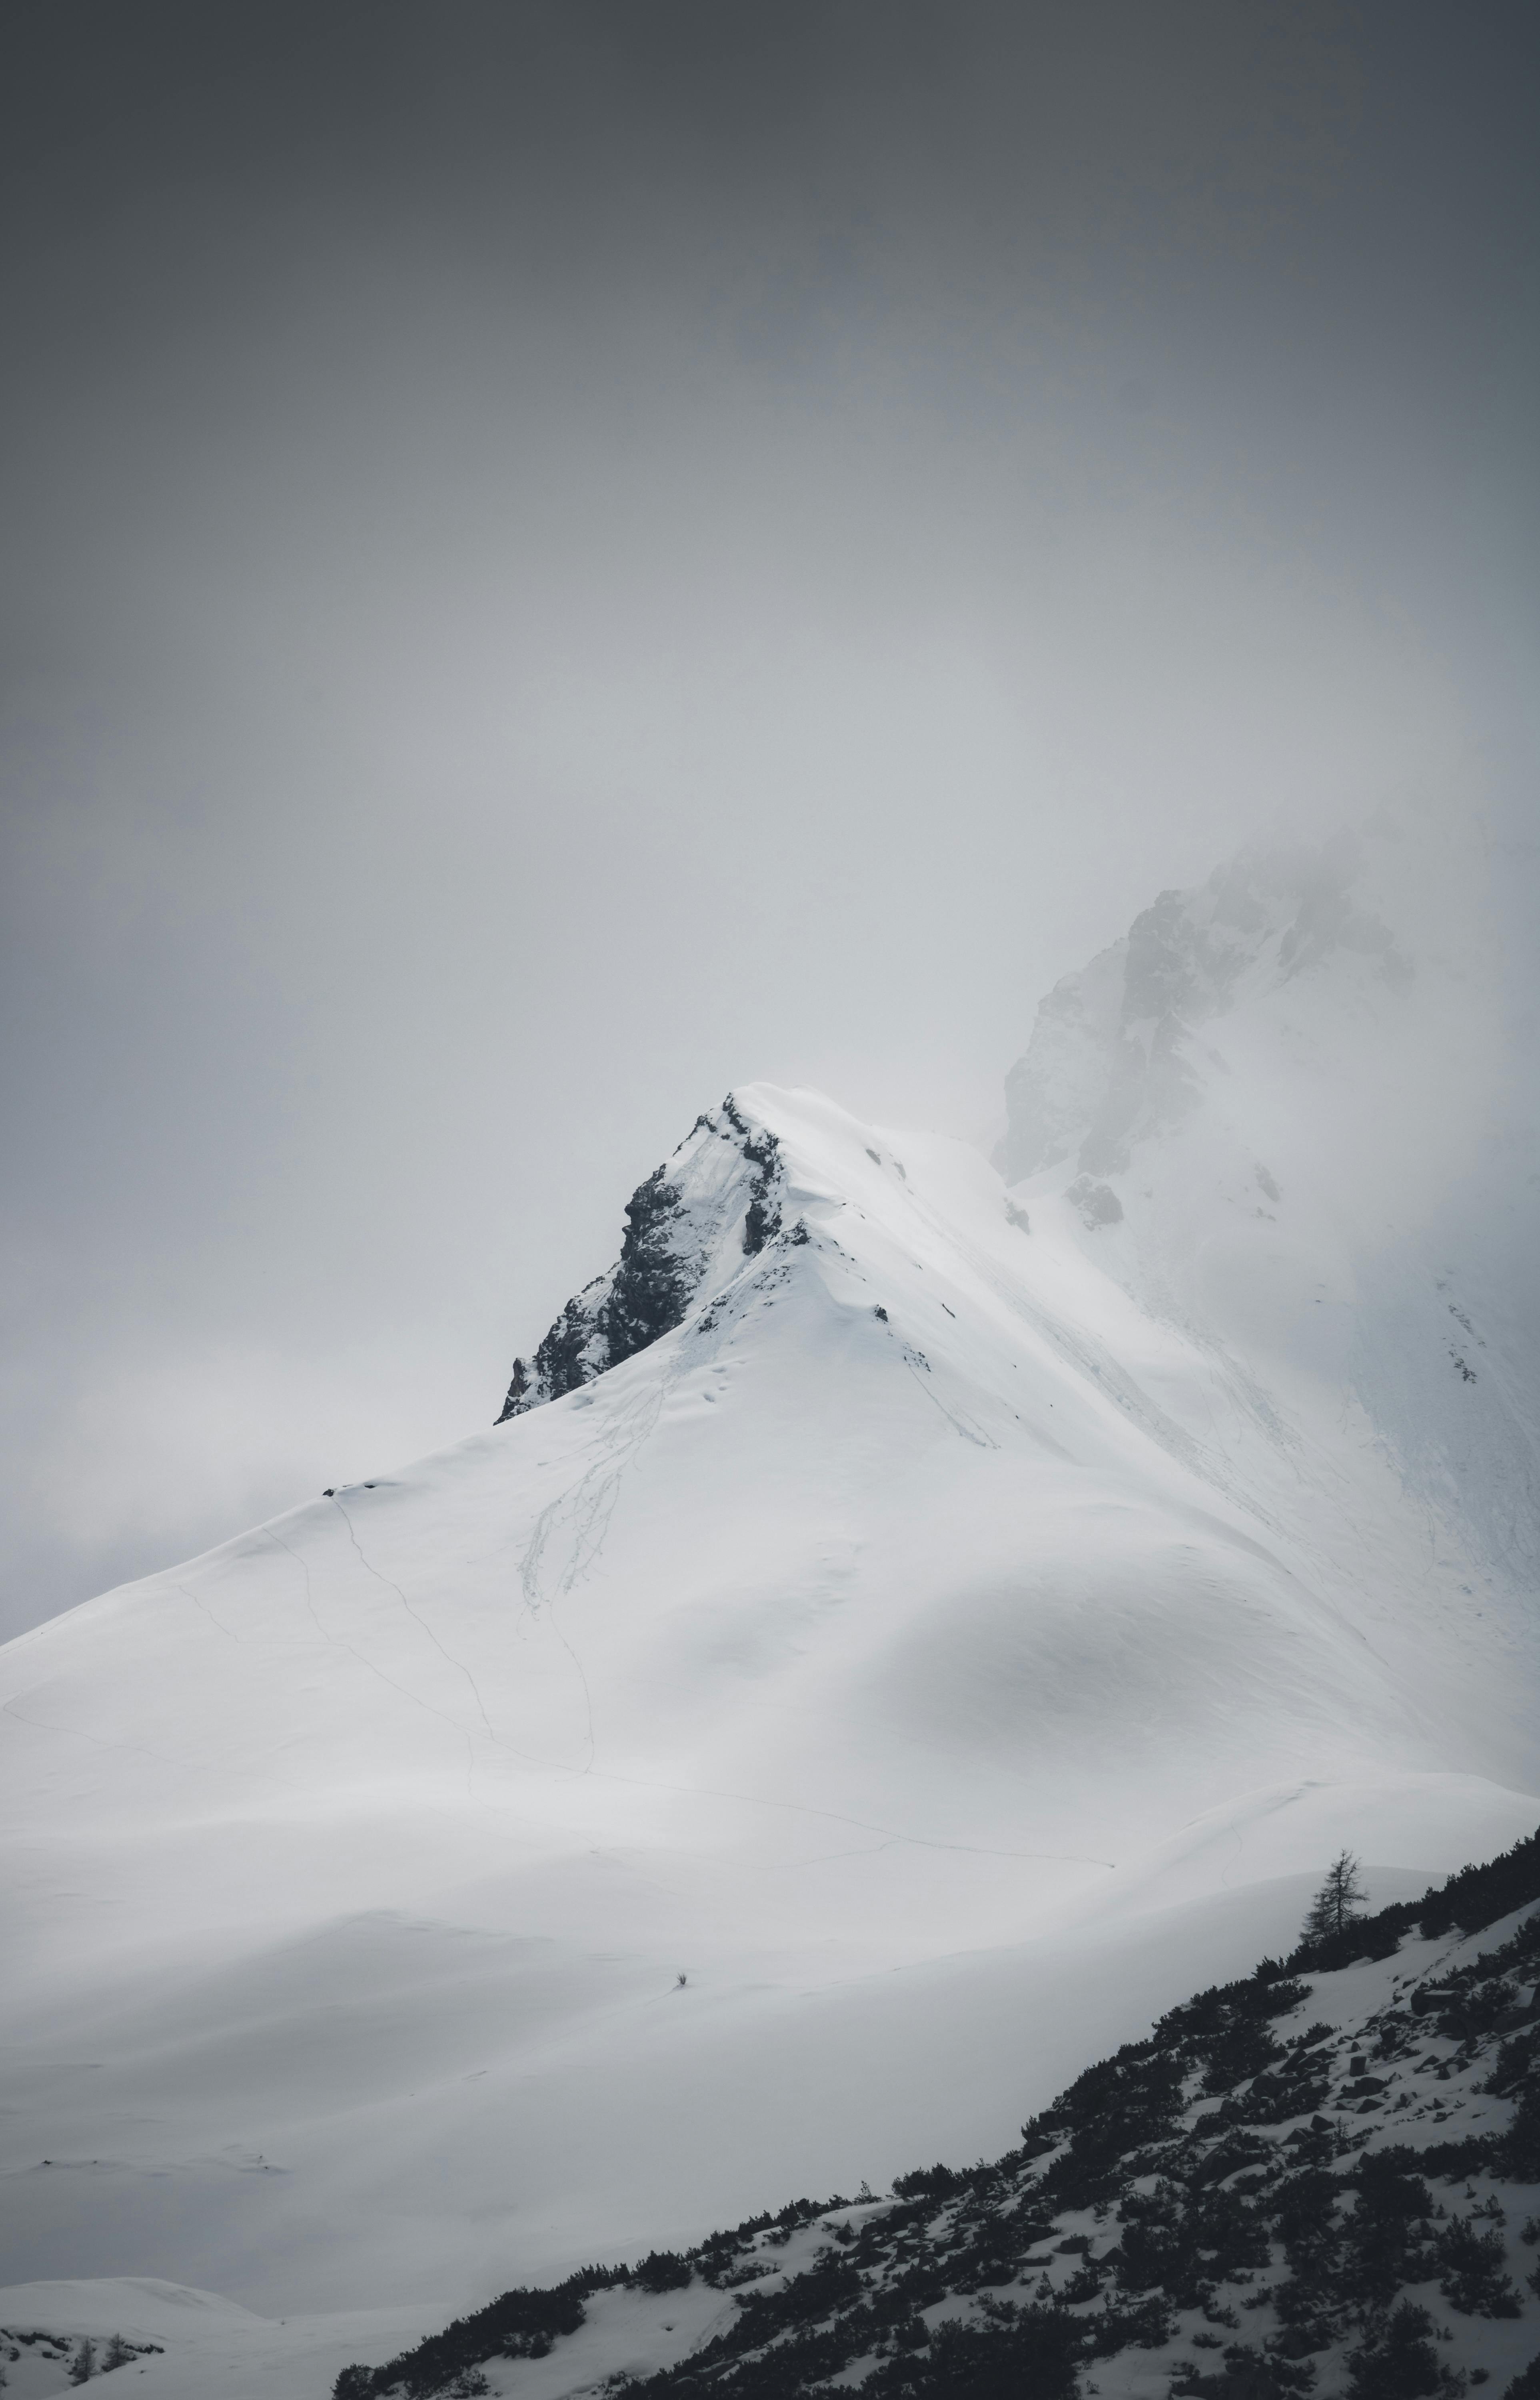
262 1521 481 1793
331 1498 498 1752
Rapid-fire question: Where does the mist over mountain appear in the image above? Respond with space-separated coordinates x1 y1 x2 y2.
5 0 1538 1654
997 814 1540 1616
493 1098 791 1423
3 4 1538 2391
3 822 1536 2400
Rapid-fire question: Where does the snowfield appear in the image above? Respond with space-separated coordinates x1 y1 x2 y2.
1 826 1535 2384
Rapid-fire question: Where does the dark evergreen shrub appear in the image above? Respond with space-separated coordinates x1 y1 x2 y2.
1436 2215 1521 2316
892 2165 965 2202
1117 2184 1187 2292
1419 1830 1540 1938
895 2305 1079 2400
1033 2045 1187 2204
1496 2091 1540 2183
1202 2019 1288 2094
1414 2140 1493 2183
632 2252 693 2294
1485 2027 1540 2097
1346 2302 1462 2400
1272 2164 1341 2276
1342 2150 1438 2305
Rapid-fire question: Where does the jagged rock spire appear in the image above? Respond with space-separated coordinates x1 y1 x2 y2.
496 1094 785 1421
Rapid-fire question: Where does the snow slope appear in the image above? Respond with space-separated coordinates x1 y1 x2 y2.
317 1865 1540 2400
6 1871 1538 2399
2 826 1536 2339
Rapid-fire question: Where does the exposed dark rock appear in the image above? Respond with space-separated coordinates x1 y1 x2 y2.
722 1093 783 1254
1067 1174 1124 1228
495 1096 787 1422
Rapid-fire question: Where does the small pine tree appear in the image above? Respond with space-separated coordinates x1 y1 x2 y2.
67 2339 96 2386
1301 1850 1368 1946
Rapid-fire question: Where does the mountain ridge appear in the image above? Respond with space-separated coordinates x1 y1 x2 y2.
2 831 1537 2336
495 1096 789 1424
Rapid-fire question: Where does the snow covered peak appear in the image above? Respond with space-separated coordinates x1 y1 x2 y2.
996 830 1408 1184
496 1094 790 1421
4 949 1536 2324
995 811 1539 1628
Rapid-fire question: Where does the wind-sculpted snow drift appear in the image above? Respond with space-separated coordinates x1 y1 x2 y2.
0 822 1536 2364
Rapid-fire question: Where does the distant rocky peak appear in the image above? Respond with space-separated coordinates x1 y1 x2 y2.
496 1094 786 1422
997 831 1407 1186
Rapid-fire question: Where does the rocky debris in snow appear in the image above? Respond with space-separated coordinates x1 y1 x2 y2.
1067 1175 1125 1229
334 1829 1540 2400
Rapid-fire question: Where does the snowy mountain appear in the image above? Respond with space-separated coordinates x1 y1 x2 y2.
324 1828 1540 2400
8 1835 1538 2399
2 824 1536 2369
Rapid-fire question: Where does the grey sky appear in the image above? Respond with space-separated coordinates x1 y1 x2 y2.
2 0 1537 1638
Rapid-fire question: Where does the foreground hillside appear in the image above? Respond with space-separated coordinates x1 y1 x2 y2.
6 1833 1534 2398
328 1831 1540 2400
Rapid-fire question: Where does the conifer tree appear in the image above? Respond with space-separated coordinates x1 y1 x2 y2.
1301 1849 1367 1945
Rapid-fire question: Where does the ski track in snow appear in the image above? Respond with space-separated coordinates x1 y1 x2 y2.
171 1581 242 1643
1 1692 194 1779
258 1523 490 1780
330 1497 498 1792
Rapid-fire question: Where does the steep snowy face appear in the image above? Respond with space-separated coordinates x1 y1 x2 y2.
497 1097 787 1420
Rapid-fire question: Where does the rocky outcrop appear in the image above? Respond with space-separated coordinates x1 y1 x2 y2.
496 1095 786 1421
